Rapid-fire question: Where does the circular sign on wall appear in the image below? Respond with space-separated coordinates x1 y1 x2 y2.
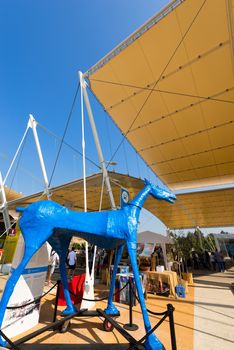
121 189 129 204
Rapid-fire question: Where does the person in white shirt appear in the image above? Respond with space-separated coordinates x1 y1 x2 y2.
67 247 77 279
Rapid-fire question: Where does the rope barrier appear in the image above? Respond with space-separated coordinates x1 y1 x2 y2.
0 282 58 337
68 280 130 302
6 282 58 309
2 277 176 350
126 279 177 350
132 288 169 316
126 312 169 350
5 278 128 310
0 220 17 238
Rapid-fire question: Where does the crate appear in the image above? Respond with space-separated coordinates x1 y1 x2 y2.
175 284 186 298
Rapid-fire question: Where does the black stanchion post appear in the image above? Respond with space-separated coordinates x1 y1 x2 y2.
53 280 61 323
167 303 177 350
123 279 138 331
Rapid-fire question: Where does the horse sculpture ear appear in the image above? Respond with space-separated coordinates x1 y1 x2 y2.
16 207 25 213
144 178 151 186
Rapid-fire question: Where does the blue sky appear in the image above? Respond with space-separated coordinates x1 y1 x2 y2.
0 0 169 189
0 1 233 235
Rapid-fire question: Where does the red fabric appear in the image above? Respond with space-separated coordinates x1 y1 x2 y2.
58 274 85 306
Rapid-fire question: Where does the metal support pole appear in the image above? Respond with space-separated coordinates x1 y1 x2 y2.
79 71 116 305
79 72 116 210
0 171 11 233
79 71 89 277
28 115 51 199
79 72 97 310
3 124 30 186
167 303 177 350
124 279 138 331
53 280 61 323
129 280 133 326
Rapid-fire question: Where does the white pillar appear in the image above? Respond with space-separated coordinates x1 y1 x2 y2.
0 171 11 232
28 115 51 199
79 72 116 210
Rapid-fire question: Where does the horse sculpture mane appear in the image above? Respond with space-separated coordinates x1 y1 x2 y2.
0 179 176 350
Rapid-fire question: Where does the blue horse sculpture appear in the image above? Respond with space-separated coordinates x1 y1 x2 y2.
0 179 176 350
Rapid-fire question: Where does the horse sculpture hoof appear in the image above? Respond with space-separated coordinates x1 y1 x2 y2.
61 305 78 316
0 340 7 348
104 304 119 315
144 333 164 350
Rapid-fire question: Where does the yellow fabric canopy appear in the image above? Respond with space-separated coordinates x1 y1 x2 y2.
85 0 234 191
5 187 22 202
7 172 234 229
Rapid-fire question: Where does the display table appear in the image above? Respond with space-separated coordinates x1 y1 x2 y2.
145 271 178 298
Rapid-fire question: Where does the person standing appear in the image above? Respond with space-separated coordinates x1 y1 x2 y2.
151 246 158 271
67 247 77 279
151 251 157 271
47 249 59 285
204 250 211 270
220 251 226 272
210 252 216 271
214 249 224 272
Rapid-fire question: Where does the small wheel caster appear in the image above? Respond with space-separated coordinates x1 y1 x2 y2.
59 321 71 333
103 319 114 332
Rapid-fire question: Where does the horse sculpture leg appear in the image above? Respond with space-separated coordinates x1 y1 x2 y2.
0 244 39 346
127 242 164 350
104 244 124 315
48 235 77 315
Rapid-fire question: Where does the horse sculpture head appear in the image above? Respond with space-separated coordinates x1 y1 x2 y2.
144 178 176 203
